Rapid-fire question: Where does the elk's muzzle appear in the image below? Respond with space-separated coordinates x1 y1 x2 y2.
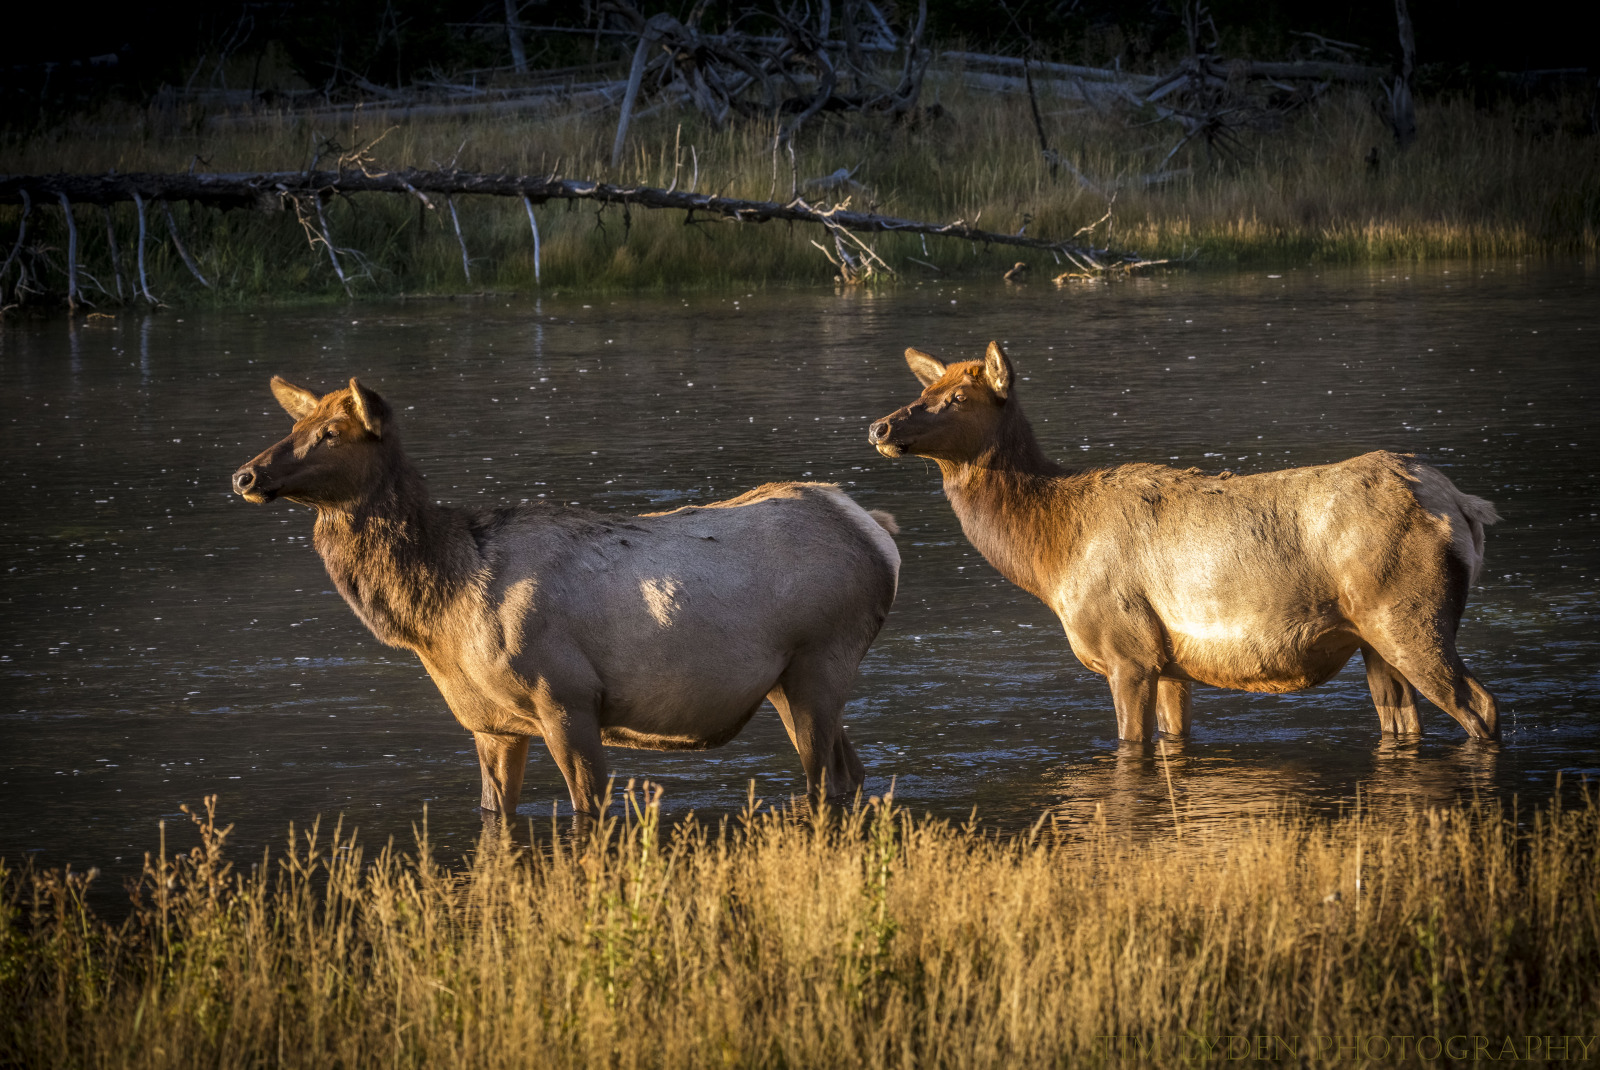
868 414 908 457
232 465 276 503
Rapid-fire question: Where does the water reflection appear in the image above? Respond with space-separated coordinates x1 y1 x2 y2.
1361 738 1502 813
1045 737 1505 840
0 261 1596 886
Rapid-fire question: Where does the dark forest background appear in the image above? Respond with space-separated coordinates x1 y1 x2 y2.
4 0 1592 126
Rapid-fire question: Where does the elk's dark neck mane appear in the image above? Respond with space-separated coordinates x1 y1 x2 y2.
935 399 1083 603
312 446 481 652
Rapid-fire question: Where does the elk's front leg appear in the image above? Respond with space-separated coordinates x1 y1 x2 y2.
1062 600 1165 744
474 731 531 813
1108 663 1159 742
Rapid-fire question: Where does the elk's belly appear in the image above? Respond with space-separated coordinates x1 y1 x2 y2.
594 650 790 748
1159 604 1360 693
599 708 764 751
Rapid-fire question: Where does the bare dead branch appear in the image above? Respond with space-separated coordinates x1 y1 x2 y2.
0 189 31 287
130 191 157 304
447 196 472 282
103 205 124 300
161 204 212 289
312 194 353 295
1024 57 1057 179
522 194 542 285
57 192 82 310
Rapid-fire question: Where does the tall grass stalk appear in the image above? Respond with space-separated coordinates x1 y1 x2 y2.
3 785 1597 1067
3 79 1597 303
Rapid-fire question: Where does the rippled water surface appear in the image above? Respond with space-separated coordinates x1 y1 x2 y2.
3 262 1597 878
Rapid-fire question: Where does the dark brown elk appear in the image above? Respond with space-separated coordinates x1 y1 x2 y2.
868 341 1500 742
233 377 900 816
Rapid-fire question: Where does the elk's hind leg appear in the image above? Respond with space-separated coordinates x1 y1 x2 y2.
1156 678 1192 737
534 689 610 816
1365 557 1497 740
1365 604 1497 740
768 651 862 800
1378 642 1498 741
1362 646 1421 736
834 729 866 796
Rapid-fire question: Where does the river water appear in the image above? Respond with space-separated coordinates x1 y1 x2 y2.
2 262 1597 878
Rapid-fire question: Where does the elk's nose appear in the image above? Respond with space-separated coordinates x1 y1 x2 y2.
232 467 258 494
868 419 891 443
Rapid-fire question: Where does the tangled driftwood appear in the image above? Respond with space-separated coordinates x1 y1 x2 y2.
603 0 930 167
190 2 933 150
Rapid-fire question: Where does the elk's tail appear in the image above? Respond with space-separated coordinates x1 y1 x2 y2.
1454 491 1500 584
1410 462 1499 585
867 509 900 536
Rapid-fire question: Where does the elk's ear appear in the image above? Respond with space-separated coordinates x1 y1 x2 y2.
346 377 388 439
905 347 946 388
982 341 1013 400
270 376 320 420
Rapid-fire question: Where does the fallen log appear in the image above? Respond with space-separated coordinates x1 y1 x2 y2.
1239 59 1384 82
957 70 1144 106
0 169 1154 268
942 51 1156 88
945 51 1381 86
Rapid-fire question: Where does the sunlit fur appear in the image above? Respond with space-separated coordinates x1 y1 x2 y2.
871 342 1500 742
234 377 900 814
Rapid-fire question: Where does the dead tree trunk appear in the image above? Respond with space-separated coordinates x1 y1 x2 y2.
612 14 681 168
504 0 528 74
1387 0 1417 148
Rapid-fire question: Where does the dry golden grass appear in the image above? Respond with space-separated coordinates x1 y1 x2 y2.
2 77 1597 301
3 784 1597 1068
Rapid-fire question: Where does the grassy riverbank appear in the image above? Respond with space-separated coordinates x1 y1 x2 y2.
3 787 1597 1067
4 80 1598 304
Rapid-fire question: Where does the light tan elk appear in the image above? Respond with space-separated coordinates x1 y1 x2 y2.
233 377 899 815
868 342 1500 742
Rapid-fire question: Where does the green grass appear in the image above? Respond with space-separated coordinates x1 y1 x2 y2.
2 787 1597 1067
3 77 1597 305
